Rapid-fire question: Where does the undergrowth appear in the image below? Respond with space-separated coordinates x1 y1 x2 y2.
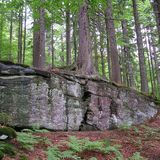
17 132 51 150
47 136 124 160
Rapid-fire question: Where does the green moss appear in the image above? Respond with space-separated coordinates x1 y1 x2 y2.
0 127 17 140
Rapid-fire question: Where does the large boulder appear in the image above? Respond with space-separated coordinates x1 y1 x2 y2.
0 61 159 130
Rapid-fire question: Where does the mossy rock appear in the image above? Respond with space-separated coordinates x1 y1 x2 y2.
0 127 17 140
0 150 4 160
0 142 16 156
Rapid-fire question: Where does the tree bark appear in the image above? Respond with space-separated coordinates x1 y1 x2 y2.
33 1 45 69
77 1 95 75
72 15 77 63
105 0 121 83
151 0 160 41
132 0 149 93
121 20 135 87
9 11 13 61
51 24 55 68
17 11 23 64
93 22 99 72
66 7 72 65
23 2 27 64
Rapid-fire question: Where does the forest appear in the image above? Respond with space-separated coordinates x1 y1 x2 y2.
0 0 160 97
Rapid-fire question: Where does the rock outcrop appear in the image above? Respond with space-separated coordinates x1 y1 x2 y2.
0 61 159 130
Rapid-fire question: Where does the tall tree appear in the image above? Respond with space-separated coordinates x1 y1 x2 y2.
132 0 149 93
9 10 13 61
121 20 135 87
23 1 27 64
105 0 121 83
33 0 45 69
151 0 160 41
66 3 72 65
17 10 23 64
77 0 95 75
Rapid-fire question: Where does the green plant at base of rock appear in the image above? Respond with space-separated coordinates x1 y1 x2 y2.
47 146 81 160
0 127 17 140
119 123 132 130
47 136 124 160
0 150 4 160
0 112 12 126
89 157 97 160
19 154 29 160
22 128 49 133
128 152 146 160
17 132 40 150
0 142 16 157
17 132 52 151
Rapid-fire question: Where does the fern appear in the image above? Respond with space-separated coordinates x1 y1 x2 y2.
128 152 146 160
103 145 123 160
66 136 123 160
47 146 61 160
47 146 81 160
17 132 40 150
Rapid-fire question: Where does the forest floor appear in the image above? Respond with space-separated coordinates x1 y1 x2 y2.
3 114 160 160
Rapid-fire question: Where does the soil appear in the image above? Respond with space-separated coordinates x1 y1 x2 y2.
2 114 160 160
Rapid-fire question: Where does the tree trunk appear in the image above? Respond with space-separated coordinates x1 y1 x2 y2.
105 0 121 83
61 33 65 64
105 16 111 81
17 11 23 64
33 1 45 69
72 15 77 63
132 0 149 93
100 30 106 78
66 8 71 65
23 3 27 64
51 24 55 68
150 29 160 97
121 20 135 87
93 22 99 72
151 0 160 41
77 1 95 75
9 11 13 61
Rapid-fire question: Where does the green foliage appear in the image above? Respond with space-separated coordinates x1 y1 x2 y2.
0 112 12 126
47 146 81 160
0 150 4 160
0 142 16 157
0 127 17 140
17 132 40 150
119 123 132 130
88 158 97 160
128 152 145 160
47 136 124 160
17 132 52 151
19 154 29 160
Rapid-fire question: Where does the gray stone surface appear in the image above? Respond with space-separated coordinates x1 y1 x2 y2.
0 62 159 130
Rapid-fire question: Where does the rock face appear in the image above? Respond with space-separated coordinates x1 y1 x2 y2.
0 61 159 130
